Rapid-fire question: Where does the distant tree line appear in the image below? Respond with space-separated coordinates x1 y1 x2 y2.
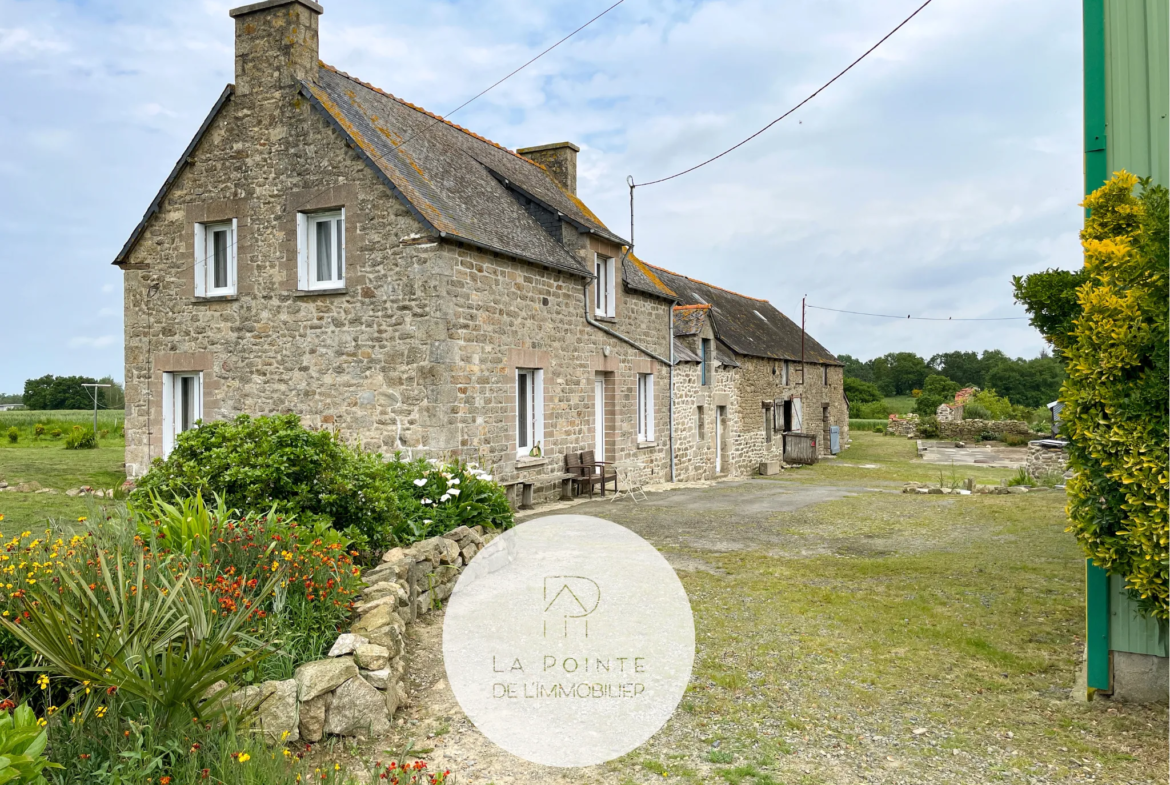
837 350 1065 409
20 374 125 410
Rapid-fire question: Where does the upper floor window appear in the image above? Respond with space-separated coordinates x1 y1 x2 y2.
700 339 712 386
594 253 615 317
298 209 345 290
194 220 237 297
637 373 655 442
516 367 544 458
781 360 790 386
823 365 829 385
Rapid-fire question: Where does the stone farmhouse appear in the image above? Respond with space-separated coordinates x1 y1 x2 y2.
113 0 847 503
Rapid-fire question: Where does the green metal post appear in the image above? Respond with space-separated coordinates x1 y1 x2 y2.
1082 0 1111 691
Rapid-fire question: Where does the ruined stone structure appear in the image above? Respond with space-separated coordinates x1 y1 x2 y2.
114 0 847 499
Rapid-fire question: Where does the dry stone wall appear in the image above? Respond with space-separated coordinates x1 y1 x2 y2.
1026 441 1070 480
938 420 1033 441
222 525 495 743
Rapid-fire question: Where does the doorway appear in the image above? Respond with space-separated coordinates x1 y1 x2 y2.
594 374 606 460
715 405 726 473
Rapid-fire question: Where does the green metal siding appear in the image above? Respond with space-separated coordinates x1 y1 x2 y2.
1104 0 1169 188
1108 574 1170 656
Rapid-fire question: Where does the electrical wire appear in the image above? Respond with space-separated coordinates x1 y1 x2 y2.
157 0 626 282
807 304 1029 322
632 0 935 188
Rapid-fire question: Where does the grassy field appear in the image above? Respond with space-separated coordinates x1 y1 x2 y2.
0 439 126 537
0 409 124 446
883 395 917 415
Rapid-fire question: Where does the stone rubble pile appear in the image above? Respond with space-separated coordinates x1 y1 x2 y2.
1025 440 1070 481
220 524 496 743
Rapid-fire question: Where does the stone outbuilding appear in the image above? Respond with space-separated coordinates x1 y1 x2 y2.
112 0 848 500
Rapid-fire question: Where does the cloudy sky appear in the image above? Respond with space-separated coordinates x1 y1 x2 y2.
0 0 1083 394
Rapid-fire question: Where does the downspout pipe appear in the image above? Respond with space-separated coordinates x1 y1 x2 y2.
669 305 675 482
581 283 672 367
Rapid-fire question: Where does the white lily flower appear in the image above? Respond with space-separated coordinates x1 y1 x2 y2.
448 478 460 485
447 487 461 496
421 498 432 505
440 494 451 503
413 478 427 487
423 519 432 524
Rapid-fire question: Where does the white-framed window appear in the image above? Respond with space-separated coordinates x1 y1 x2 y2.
594 253 615 317
297 209 345 290
516 367 544 458
636 373 654 442
194 220 237 297
161 371 203 457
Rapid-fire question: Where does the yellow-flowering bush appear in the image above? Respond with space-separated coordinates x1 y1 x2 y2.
1062 173 1168 620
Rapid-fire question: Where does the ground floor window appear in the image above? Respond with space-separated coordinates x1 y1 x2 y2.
516 368 543 457
162 371 202 457
697 405 705 442
637 373 654 442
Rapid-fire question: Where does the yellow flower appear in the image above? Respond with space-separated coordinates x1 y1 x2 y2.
36 674 49 690
77 517 87 522
237 752 251 763
36 717 46 727
94 706 107 718
283 749 292 757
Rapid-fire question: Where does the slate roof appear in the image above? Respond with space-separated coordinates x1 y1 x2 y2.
301 65 629 277
114 66 629 275
622 252 677 300
649 264 841 365
673 339 701 363
672 304 709 336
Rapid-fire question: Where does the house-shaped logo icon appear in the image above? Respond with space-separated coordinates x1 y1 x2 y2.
543 576 600 638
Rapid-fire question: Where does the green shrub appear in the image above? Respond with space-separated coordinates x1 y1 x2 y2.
32 423 44 441
963 403 991 420
872 425 885 434
5 427 17 444
63 426 96 450
1002 433 1031 447
384 458 513 544
917 416 940 439
0 703 62 783
849 400 890 419
1007 467 1032 487
130 414 401 557
49 428 62 440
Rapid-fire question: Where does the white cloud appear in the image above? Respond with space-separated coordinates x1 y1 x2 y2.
68 335 117 349
0 27 68 59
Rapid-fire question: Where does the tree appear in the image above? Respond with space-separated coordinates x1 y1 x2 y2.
97 376 125 409
1021 173 1168 620
22 375 99 410
1012 269 1088 356
915 374 961 416
843 377 883 404
0 392 21 405
983 355 1064 408
880 352 930 396
837 354 872 383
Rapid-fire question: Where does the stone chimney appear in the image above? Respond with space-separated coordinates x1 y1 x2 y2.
229 0 322 97
518 142 580 195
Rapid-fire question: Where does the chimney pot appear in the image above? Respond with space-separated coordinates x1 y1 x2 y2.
230 0 322 96
517 142 580 195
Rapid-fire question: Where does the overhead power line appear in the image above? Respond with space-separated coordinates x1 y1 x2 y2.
807 304 1030 322
631 0 935 188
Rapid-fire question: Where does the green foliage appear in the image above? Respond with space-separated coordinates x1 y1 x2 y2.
63 426 97 450
849 400 889 419
384 458 513 544
837 354 872 383
963 403 991 420
31 425 44 441
914 374 961 416
965 389 1031 422
984 354 1065 408
917 416 940 439
20 376 98 411
1007 467 1032 487
0 703 62 784
1001 433 1031 447
130 414 401 557
843 377 883 405
6 428 16 444
1050 173 1168 620
136 491 231 563
1013 269 1088 356
927 350 1007 388
870 352 931 396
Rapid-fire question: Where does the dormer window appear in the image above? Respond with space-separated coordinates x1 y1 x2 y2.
194 220 237 297
594 253 615 317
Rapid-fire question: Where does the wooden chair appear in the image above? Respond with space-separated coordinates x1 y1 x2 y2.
564 452 591 498
580 450 618 497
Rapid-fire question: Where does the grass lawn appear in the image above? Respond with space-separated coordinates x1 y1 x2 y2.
0 440 126 537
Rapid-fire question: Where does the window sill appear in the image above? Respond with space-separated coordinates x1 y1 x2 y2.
636 441 657 450
515 456 548 469
193 294 238 303
295 287 347 297
593 314 617 323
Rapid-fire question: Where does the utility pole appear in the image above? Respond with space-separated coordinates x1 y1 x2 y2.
81 383 112 441
800 295 806 385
